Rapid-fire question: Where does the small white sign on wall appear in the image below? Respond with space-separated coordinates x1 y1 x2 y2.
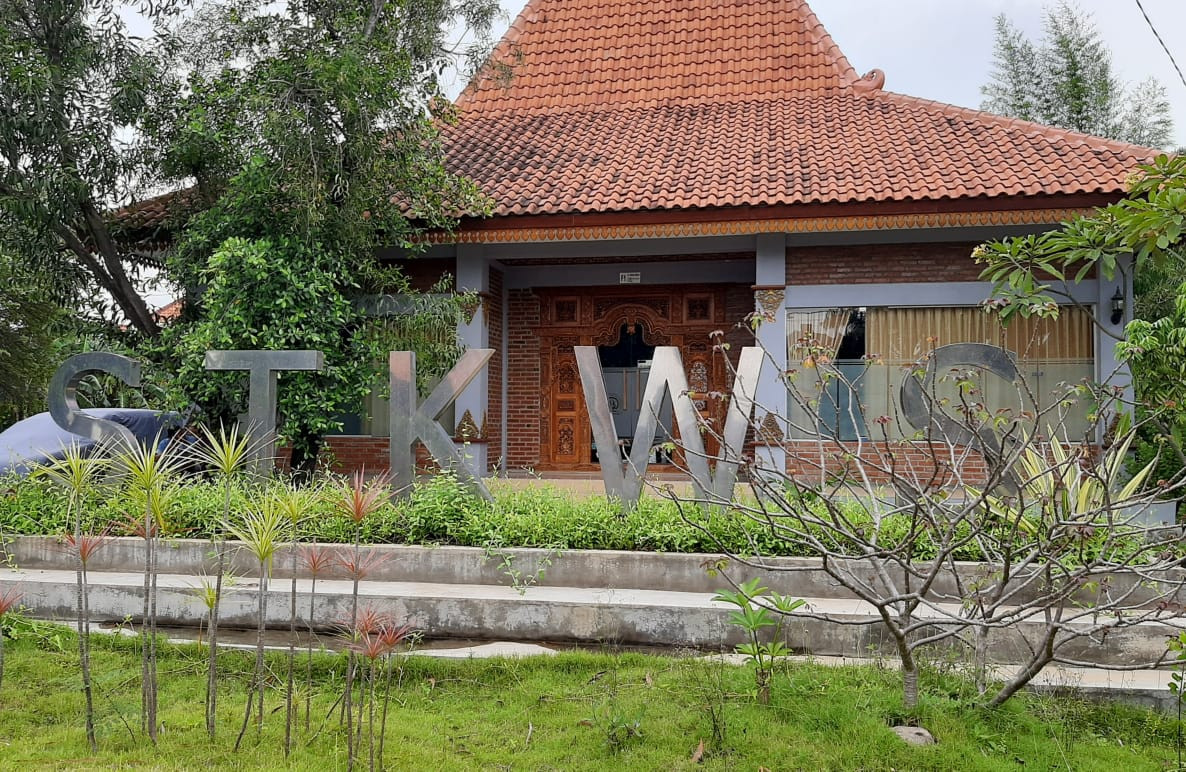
619 271 641 284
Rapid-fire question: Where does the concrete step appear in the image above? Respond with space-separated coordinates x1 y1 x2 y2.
2 567 1176 669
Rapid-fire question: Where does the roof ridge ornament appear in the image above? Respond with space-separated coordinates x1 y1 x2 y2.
853 68 885 93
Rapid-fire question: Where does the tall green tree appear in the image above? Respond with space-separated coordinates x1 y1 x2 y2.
158 0 497 472
0 252 61 425
981 2 1174 148
0 1 189 335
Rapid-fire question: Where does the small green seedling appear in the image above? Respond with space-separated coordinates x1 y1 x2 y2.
713 577 805 705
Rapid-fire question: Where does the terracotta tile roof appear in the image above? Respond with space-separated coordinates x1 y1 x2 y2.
109 187 200 243
154 299 183 322
443 0 1157 218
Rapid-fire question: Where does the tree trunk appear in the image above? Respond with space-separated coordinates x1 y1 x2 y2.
76 559 96 751
756 668 771 706
345 538 360 772
147 527 159 744
256 571 269 737
378 655 393 769
902 661 920 711
974 625 989 695
207 482 230 738
286 549 297 756
368 659 376 772
141 516 151 738
306 573 317 732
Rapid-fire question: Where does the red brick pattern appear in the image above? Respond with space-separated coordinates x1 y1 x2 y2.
278 438 438 476
442 0 1154 218
506 289 542 469
723 284 753 364
391 257 457 292
788 242 984 285
322 437 390 473
784 441 989 487
486 269 504 470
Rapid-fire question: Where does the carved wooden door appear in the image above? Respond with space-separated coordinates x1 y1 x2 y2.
535 285 733 471
546 335 585 467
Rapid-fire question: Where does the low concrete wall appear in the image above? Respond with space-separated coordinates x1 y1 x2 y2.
4 536 1182 610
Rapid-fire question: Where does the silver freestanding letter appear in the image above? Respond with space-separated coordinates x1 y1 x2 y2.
389 349 494 500
204 350 325 474
576 346 763 511
48 352 142 449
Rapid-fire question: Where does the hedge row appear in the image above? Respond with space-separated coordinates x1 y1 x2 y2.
0 471 1116 563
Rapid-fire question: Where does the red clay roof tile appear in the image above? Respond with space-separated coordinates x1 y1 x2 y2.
443 0 1157 218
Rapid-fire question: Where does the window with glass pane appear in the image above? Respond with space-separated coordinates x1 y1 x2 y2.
787 306 1094 440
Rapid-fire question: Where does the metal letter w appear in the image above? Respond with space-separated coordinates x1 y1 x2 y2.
575 346 763 511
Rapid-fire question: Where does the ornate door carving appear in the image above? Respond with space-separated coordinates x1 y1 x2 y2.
536 285 732 471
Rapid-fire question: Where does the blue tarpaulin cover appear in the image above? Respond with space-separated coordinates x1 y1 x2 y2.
0 410 180 477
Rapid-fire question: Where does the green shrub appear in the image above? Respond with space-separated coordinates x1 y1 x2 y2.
0 469 1152 563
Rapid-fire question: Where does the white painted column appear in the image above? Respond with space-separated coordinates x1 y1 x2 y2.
455 244 490 472
753 233 787 475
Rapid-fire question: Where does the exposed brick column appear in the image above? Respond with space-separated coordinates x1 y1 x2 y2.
506 289 541 470
487 267 504 471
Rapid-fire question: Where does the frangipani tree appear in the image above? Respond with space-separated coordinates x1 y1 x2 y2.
662 337 1186 710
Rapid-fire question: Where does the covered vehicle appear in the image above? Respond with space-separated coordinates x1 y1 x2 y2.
0 409 182 477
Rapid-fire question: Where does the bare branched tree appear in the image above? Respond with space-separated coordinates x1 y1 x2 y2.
657 330 1186 710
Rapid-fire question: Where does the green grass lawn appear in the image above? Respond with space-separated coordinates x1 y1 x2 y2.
0 624 1178 771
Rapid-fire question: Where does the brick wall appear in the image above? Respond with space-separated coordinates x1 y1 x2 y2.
506 288 541 470
280 437 436 475
723 283 752 365
391 257 457 292
784 441 989 486
486 269 504 471
788 242 983 285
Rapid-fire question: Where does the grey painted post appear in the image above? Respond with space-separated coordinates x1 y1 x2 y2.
1097 255 1133 406
48 353 142 450
576 345 763 510
203 350 325 474
388 349 494 500
754 233 788 476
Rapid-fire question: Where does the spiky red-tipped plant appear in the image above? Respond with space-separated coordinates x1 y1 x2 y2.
62 526 112 751
275 484 315 756
0 584 23 693
114 436 185 745
335 551 393 763
40 444 107 751
187 422 260 740
299 544 334 731
334 469 391 771
344 613 411 772
225 497 286 752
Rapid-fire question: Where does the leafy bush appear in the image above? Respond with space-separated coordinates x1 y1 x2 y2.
0 470 1146 562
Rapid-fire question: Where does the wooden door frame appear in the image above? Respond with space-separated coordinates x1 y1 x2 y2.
534 285 729 471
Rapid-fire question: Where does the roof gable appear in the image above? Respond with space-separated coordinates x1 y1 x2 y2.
458 0 860 115
444 0 1158 219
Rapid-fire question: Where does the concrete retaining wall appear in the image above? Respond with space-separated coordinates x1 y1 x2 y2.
5 536 1183 609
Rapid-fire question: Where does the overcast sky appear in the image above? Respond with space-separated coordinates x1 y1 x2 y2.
474 0 1186 148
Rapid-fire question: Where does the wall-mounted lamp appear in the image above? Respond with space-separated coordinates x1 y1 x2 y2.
1110 287 1125 325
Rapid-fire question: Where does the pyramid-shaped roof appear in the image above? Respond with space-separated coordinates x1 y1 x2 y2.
442 0 1156 220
